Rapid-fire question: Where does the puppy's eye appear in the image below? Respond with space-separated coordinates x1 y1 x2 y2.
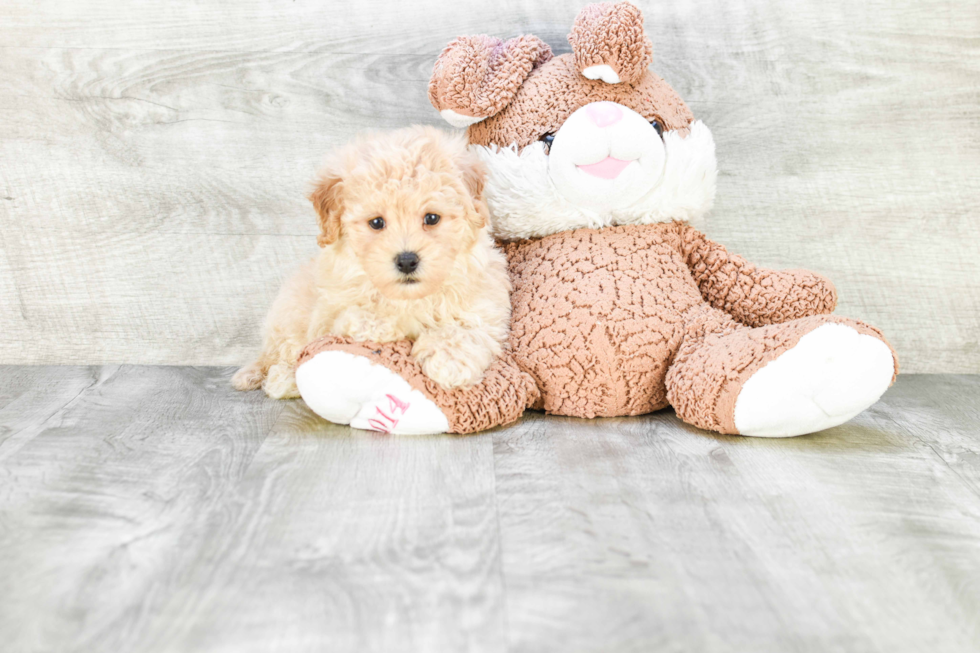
540 133 555 152
424 213 441 226
368 217 386 230
650 119 664 138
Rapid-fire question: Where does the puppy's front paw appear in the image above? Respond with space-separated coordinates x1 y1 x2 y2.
263 362 300 399
414 345 486 389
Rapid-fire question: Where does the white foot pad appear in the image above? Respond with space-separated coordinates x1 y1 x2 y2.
733 324 895 437
295 351 450 435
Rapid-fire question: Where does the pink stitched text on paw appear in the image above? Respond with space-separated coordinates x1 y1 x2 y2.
367 395 412 434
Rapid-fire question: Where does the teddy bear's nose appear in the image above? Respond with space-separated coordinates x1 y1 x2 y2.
585 101 623 128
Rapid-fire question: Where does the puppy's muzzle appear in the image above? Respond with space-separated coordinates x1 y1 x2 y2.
395 251 420 276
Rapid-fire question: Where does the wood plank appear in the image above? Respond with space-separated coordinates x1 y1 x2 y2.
0 366 285 652
491 376 980 652
0 0 978 369
0 367 504 653
0 366 100 463
0 0 582 53
1 369 979 651
147 402 505 653
0 232 319 365
874 375 980 503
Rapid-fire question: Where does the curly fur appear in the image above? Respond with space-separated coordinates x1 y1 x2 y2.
233 126 511 398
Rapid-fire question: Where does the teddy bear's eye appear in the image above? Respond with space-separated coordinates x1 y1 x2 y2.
540 133 555 151
369 217 386 230
650 119 664 138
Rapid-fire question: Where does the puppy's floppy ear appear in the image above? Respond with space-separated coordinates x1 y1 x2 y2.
454 145 488 230
456 148 486 202
429 34 552 129
309 168 344 247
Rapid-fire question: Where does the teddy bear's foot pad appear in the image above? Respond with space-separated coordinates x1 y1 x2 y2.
733 323 895 437
295 350 449 435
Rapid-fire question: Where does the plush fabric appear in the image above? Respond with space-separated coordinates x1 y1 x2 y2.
428 34 553 125
568 1 653 84
466 56 693 151
501 221 852 419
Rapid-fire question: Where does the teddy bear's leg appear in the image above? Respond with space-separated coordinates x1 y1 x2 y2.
665 315 898 437
294 336 539 435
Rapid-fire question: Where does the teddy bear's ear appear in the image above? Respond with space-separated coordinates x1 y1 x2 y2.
428 34 552 129
568 1 653 85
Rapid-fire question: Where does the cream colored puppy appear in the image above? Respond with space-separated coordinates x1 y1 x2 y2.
233 126 511 399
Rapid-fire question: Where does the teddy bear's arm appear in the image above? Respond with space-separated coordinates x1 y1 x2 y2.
680 225 837 327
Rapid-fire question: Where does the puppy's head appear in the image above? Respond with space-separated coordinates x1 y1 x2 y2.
309 126 488 300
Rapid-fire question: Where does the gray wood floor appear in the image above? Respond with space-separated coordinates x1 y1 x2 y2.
1 368 978 652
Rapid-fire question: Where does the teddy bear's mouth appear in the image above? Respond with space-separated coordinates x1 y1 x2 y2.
577 156 632 179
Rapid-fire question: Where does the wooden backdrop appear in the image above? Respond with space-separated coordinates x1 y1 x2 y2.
1 0 977 371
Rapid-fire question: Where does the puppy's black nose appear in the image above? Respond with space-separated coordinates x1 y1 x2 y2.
395 251 420 274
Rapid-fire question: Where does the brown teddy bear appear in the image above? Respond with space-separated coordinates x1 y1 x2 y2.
294 1 898 437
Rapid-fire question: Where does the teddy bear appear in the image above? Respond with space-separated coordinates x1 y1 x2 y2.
293 1 898 437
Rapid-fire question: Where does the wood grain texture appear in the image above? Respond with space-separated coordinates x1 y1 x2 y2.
0 366 286 652
151 406 505 653
0 365 504 653
1 369 979 652
492 384 980 652
0 0 978 370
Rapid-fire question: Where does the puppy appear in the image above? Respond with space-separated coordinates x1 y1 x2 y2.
232 126 511 399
